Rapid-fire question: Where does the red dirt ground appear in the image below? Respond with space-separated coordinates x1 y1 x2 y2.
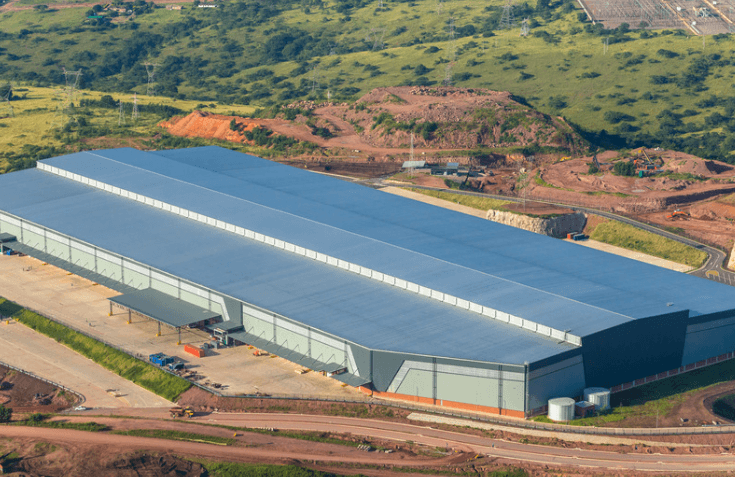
160 88 735 253
0 364 77 413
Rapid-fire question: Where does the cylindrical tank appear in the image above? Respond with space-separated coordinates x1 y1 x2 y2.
584 387 611 411
548 397 575 421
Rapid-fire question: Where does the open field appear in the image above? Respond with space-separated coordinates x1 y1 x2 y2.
0 86 255 147
3 0 735 161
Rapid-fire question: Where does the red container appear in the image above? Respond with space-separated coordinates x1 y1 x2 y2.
184 344 205 358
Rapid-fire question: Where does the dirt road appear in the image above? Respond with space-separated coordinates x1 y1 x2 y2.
9 411 735 472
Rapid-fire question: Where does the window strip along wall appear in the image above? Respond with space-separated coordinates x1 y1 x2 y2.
37 162 582 347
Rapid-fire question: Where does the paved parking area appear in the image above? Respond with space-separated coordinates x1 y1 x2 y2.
0 254 367 400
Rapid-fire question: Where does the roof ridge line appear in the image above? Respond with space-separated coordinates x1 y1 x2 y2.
39 154 591 345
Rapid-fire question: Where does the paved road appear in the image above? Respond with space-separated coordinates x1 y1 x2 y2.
34 410 735 472
0 321 172 408
374 181 735 286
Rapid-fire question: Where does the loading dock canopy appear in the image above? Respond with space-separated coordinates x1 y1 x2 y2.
0 233 15 243
109 288 221 328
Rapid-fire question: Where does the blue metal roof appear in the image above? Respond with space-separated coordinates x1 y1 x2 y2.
38 148 735 333
0 167 572 364
0 145 731 363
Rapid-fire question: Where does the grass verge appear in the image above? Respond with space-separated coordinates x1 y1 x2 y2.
408 188 512 212
194 462 349 477
535 356 735 426
111 429 235 446
588 219 707 268
195 460 528 477
0 297 191 402
12 418 108 432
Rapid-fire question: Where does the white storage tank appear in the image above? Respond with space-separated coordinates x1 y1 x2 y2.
548 397 575 421
584 387 611 411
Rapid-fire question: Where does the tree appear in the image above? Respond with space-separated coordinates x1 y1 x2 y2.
613 160 635 176
0 404 11 423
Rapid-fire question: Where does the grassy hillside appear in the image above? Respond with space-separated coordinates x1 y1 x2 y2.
0 85 256 172
3 0 735 161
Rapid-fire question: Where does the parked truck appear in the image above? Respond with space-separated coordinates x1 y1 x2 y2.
169 407 195 418
149 353 174 367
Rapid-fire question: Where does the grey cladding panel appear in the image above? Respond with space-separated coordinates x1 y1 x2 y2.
371 351 413 392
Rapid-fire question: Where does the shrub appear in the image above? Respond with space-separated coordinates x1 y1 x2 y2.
604 111 635 124
0 404 11 423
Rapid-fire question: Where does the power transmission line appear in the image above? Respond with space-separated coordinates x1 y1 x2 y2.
1 83 13 118
443 17 456 86
142 62 161 96
499 0 515 29
132 93 139 120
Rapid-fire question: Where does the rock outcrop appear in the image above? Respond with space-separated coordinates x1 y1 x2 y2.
485 210 587 238
728 244 735 271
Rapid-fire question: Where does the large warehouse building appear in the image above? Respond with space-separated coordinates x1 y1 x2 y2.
0 147 734 417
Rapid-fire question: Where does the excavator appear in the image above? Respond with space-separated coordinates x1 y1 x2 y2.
666 209 690 220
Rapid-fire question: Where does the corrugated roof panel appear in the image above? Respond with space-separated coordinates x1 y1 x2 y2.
0 169 575 364
32 147 735 336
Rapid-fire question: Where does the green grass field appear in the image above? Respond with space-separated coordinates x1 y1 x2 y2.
408 188 513 211
2 0 735 161
111 429 236 446
0 297 191 402
588 219 708 268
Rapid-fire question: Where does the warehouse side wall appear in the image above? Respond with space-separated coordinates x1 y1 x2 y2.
366 352 527 417
0 211 233 325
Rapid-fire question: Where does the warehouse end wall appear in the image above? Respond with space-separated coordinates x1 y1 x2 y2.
528 353 585 411
582 310 689 388
682 309 735 365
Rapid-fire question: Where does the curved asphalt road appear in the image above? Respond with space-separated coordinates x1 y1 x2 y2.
374 181 735 286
